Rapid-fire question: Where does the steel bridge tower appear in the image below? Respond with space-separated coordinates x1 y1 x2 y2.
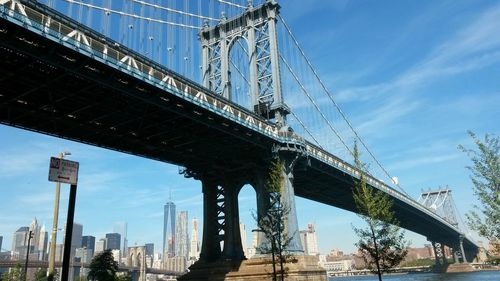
418 189 470 264
182 2 317 280
200 0 289 126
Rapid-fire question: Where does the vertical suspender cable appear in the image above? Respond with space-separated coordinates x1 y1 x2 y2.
278 15 409 196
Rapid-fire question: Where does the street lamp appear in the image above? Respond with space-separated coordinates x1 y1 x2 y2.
48 151 70 281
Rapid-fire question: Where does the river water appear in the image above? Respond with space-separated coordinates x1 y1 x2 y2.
328 270 500 281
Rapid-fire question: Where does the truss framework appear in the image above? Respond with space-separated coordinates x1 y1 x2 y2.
200 1 288 124
418 189 459 226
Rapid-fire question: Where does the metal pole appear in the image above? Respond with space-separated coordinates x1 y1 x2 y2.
61 184 78 281
24 230 33 281
48 152 67 281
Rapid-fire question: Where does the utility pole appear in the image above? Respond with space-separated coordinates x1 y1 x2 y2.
24 230 34 281
48 152 71 281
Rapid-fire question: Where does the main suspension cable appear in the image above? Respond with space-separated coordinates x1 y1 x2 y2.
278 14 409 196
63 0 201 29
279 53 353 157
129 0 218 21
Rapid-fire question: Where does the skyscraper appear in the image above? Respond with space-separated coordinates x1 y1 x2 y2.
82 235 96 256
299 223 319 255
95 239 106 255
0 235 3 252
240 223 247 258
105 233 121 250
145 243 154 256
37 225 48 261
189 218 199 259
163 197 176 258
175 211 189 258
65 223 83 281
11 226 29 258
113 222 128 257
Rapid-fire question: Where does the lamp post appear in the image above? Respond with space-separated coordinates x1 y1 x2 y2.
48 151 70 281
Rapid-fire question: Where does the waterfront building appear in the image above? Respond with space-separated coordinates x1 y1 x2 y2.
111 249 121 263
164 256 187 273
75 247 93 276
37 225 48 261
11 226 29 258
189 218 199 259
55 244 64 262
145 243 154 257
240 223 247 258
163 198 176 258
106 233 121 250
175 211 189 258
299 223 319 255
95 238 106 255
113 222 128 257
82 235 96 256
246 229 259 258
319 259 353 272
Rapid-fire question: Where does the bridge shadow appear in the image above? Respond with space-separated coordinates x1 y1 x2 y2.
178 260 244 281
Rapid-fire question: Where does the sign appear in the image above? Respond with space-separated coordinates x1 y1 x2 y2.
48 157 79 185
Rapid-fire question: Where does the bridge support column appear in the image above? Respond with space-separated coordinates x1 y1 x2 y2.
459 235 467 263
221 182 245 261
440 243 448 266
431 241 446 266
279 156 304 253
253 156 304 254
253 173 271 255
199 180 222 262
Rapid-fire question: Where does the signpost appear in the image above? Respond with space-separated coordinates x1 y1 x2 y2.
48 157 79 281
48 157 79 185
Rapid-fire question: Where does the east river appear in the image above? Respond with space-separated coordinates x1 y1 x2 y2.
328 270 500 281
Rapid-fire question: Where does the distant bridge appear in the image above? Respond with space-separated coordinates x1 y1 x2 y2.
0 260 184 276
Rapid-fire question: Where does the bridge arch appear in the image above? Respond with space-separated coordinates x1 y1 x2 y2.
127 246 146 281
227 35 251 110
237 184 258 258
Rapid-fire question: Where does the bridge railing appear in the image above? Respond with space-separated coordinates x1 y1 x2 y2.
2 0 289 141
302 140 473 240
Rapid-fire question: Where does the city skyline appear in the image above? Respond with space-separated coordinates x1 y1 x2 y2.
1 0 499 257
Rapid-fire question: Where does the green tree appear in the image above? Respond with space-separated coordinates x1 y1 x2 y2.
351 142 408 281
254 157 293 281
1 263 24 281
88 250 118 281
33 268 48 281
115 273 132 281
459 131 500 251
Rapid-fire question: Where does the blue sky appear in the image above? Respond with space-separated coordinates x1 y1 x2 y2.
1 0 499 255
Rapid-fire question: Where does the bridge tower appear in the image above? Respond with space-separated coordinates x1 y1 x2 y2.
419 189 470 265
198 0 303 253
127 246 146 281
200 0 289 126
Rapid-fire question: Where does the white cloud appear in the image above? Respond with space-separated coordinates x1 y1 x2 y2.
337 3 500 103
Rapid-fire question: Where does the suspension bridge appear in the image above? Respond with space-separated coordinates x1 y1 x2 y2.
0 0 480 280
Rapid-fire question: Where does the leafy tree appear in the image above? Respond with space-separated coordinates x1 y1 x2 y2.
254 157 294 281
351 142 408 281
458 131 500 252
33 268 48 281
115 273 132 281
88 250 118 281
1 263 24 281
